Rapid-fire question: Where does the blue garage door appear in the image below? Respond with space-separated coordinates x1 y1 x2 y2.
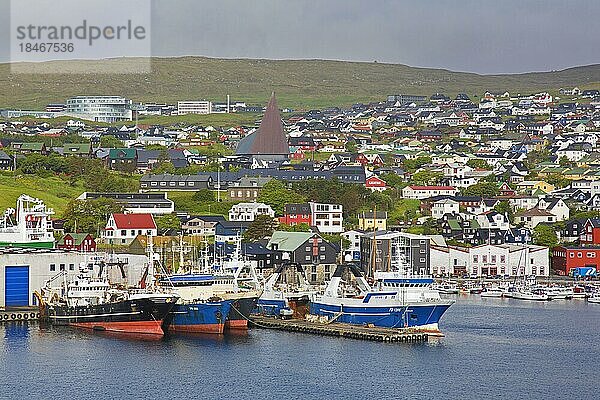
5 266 30 307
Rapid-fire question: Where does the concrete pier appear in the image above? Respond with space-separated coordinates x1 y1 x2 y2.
250 315 435 343
0 307 40 323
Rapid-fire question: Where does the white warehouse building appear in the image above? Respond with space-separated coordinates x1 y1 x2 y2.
0 249 149 308
430 244 549 277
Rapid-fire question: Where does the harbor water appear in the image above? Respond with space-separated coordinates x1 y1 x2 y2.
1 296 599 400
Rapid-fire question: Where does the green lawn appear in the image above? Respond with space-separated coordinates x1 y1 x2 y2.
0 173 86 216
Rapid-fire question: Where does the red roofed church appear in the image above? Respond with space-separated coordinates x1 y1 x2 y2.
102 213 157 245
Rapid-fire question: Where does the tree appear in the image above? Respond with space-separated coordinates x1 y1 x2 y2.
466 159 493 170
558 156 572 167
461 182 499 197
257 179 305 215
380 172 405 189
279 222 311 232
403 156 431 172
192 189 215 203
62 198 123 234
155 214 181 235
243 214 278 241
100 135 124 148
494 200 514 223
410 170 443 186
345 141 357 153
533 224 558 248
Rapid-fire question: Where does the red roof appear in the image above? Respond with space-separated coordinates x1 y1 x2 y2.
111 213 156 229
407 186 456 190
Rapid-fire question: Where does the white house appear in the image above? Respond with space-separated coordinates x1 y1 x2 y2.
102 213 157 245
309 202 344 233
476 211 510 231
402 185 458 200
536 198 570 221
431 199 460 219
228 202 275 222
341 230 365 262
515 208 556 229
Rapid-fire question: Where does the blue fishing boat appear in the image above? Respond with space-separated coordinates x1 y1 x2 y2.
310 265 454 333
166 300 232 334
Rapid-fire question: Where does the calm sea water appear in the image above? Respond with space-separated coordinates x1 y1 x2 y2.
1 297 599 400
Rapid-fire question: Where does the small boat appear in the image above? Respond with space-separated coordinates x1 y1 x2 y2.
545 287 569 300
436 284 459 295
481 287 504 298
571 285 588 299
511 288 549 301
588 294 600 304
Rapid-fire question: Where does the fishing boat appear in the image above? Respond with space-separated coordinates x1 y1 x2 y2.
0 195 55 249
158 274 239 334
255 262 316 318
157 238 260 333
211 239 262 330
43 260 178 338
309 264 454 332
481 287 504 298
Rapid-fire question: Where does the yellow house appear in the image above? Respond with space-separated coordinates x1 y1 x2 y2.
358 211 388 231
516 180 555 194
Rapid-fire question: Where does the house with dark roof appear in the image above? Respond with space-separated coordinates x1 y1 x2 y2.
0 150 12 170
108 148 137 171
140 174 213 191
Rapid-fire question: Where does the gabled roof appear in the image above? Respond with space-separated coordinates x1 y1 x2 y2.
111 213 156 229
267 231 319 252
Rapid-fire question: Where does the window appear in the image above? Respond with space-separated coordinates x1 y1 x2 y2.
59 264 65 271
69 264 75 271
420 258 425 262
50 264 56 272
500 255 506 263
305 246 311 252
577 253 582 258
305 255 311 261
473 255 478 263
587 252 595 258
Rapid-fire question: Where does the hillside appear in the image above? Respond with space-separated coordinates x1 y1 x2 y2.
0 174 85 216
2 57 600 110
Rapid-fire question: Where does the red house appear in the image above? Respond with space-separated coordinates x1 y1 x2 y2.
498 182 516 197
278 203 312 226
552 246 600 276
57 233 97 252
579 219 600 245
365 176 387 192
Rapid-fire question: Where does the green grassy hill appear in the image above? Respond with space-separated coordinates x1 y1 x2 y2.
2 57 600 110
0 174 85 216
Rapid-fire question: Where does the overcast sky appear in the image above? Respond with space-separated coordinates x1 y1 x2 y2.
1 0 599 74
